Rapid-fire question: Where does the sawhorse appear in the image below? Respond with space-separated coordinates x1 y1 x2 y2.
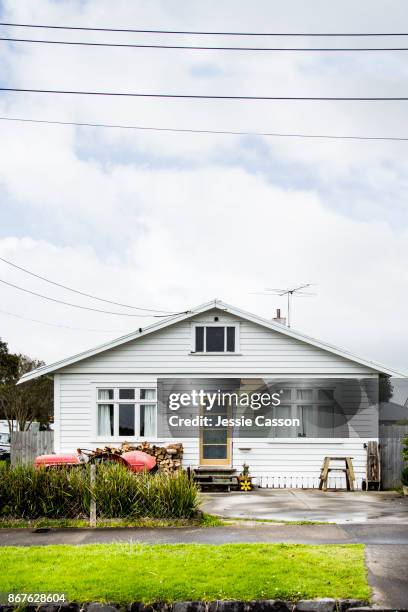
319 456 355 491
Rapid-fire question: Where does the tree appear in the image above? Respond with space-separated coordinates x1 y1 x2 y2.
0 339 53 432
0 338 19 385
379 375 394 404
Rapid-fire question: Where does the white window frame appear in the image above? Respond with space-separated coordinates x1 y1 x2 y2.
191 322 240 354
273 385 337 439
94 385 157 441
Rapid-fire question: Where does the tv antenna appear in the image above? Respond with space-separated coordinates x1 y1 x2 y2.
251 283 316 328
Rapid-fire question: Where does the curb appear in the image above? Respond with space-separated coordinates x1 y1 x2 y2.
0 599 379 612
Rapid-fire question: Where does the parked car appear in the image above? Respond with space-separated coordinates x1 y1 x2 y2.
0 432 11 462
35 449 156 473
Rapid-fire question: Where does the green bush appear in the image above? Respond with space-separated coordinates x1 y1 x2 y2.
401 465 408 487
402 434 408 463
0 463 199 519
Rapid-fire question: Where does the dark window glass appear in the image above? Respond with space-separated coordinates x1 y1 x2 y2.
206 327 225 352
203 445 227 459
203 429 228 444
317 405 335 436
226 327 235 352
318 389 335 401
119 404 135 436
119 388 135 400
195 326 204 352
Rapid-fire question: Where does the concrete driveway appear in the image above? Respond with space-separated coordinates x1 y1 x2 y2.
201 489 408 523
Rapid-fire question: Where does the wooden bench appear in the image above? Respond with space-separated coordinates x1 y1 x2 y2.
319 456 355 491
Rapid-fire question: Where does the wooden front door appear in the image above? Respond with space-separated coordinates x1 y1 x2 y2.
199 397 231 466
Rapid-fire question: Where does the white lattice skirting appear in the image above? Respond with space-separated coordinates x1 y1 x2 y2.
256 474 363 489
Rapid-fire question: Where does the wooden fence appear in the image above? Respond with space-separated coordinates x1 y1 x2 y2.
10 431 54 466
380 424 408 489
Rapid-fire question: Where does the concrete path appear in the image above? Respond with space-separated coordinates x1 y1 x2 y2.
201 489 408 523
1 524 408 608
0 523 408 546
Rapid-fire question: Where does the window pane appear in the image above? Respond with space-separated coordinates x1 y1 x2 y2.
318 389 335 401
119 404 135 436
203 429 228 444
318 405 335 436
297 389 313 401
203 445 227 459
119 388 135 400
298 404 317 437
140 388 156 400
226 327 235 352
98 389 113 401
195 326 204 352
273 404 294 438
98 404 114 436
206 326 225 352
140 404 156 437
278 388 292 401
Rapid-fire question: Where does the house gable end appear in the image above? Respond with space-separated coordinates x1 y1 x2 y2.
18 300 404 382
58 307 379 376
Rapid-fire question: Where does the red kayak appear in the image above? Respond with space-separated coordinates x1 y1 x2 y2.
35 450 156 473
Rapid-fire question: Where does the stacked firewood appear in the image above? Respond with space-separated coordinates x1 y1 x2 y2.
93 442 183 473
125 442 183 473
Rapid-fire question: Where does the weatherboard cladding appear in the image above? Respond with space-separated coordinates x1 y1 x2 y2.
59 310 378 375
56 310 379 465
57 371 371 488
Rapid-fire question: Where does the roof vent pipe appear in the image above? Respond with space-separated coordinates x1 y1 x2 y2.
273 308 287 326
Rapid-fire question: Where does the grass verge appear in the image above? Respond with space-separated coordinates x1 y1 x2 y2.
0 514 225 529
0 543 370 603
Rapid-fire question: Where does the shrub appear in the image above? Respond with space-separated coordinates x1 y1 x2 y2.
402 435 408 463
401 465 408 487
94 464 199 519
0 462 89 518
0 462 199 519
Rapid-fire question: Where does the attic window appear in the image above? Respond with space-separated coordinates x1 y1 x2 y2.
193 325 238 353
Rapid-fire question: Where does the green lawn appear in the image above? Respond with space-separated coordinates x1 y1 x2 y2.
0 543 370 603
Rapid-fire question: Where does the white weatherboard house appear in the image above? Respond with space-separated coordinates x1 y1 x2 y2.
20 300 404 489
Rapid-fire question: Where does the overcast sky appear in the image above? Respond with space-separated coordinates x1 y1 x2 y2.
0 0 408 372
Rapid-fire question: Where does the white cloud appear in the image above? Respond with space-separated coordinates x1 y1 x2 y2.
1 166 408 371
0 0 407 372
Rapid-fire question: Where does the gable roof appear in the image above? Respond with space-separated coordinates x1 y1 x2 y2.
18 299 407 383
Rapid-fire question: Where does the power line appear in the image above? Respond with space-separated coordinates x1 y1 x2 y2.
1 115 408 142
0 277 187 317
2 87 408 101
0 255 174 313
0 307 129 333
1 22 408 36
2 37 408 51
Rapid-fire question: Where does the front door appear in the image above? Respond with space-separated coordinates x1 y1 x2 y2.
199 397 231 466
